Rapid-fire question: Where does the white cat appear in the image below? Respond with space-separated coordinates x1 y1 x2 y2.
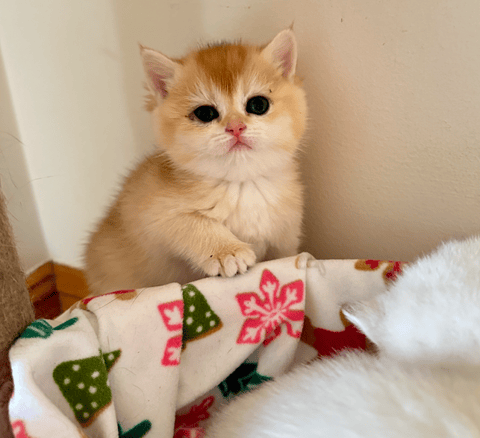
205 236 480 437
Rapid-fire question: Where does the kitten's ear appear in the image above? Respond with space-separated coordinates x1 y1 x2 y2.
262 29 298 79
140 45 180 98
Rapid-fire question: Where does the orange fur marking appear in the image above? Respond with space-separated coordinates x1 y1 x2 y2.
194 44 249 95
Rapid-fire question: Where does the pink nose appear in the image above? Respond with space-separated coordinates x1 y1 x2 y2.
225 120 247 137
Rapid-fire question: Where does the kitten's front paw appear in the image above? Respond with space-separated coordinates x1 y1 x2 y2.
201 243 256 277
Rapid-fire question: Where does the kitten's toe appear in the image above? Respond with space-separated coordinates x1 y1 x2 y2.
222 254 240 277
236 257 248 275
237 246 256 270
220 245 256 277
202 257 221 277
202 244 256 278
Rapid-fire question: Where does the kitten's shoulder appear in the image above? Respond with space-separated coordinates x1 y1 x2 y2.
122 152 196 194
129 152 178 183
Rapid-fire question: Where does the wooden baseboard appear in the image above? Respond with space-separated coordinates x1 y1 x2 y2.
53 263 91 307
27 261 59 319
27 262 91 319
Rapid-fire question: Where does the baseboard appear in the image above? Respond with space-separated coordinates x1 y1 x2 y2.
27 262 91 319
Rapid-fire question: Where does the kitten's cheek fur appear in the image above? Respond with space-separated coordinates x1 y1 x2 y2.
200 243 256 277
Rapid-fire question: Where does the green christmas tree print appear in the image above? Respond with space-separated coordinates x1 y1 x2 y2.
182 284 222 348
103 350 121 372
53 349 121 427
20 317 78 339
118 420 152 438
218 361 272 398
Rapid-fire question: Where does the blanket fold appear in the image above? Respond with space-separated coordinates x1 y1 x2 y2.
9 254 401 438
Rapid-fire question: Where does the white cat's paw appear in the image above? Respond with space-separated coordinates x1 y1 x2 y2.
201 243 256 277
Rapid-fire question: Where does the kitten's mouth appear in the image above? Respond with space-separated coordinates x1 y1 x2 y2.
228 138 252 152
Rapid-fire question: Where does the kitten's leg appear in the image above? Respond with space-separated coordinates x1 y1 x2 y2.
165 213 256 277
250 241 268 263
266 234 301 260
267 216 302 260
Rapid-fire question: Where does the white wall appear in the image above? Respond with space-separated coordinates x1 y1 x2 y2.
1 0 480 270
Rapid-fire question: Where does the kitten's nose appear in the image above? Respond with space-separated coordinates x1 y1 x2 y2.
225 120 247 137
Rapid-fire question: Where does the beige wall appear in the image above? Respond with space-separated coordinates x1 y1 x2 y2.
298 0 480 261
1 0 479 270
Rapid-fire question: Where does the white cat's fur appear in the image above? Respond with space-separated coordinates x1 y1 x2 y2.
205 236 480 437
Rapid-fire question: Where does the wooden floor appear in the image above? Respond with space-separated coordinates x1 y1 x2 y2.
27 262 91 319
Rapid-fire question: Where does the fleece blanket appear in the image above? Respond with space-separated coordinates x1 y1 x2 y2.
9 254 405 438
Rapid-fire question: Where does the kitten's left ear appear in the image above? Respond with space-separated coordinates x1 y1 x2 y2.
262 29 298 80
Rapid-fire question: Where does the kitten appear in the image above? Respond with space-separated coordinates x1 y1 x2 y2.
205 236 480 437
84 29 307 296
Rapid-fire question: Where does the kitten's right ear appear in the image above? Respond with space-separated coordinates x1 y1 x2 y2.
140 45 180 98
262 29 298 80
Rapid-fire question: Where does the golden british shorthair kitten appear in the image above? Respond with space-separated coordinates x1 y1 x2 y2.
84 29 308 296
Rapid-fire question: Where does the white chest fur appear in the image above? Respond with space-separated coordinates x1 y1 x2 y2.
201 177 283 254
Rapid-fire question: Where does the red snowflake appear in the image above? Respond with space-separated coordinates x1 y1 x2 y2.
158 300 184 332
174 396 214 438
236 270 304 345
162 335 182 366
158 300 184 366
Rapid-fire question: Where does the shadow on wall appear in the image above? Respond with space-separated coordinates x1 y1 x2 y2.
0 48 49 271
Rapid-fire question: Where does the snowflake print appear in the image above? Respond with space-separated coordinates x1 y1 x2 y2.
175 396 214 429
162 335 182 366
158 300 184 366
174 396 214 438
236 270 304 345
158 300 184 331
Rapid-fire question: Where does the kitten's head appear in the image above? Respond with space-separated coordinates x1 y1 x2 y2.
141 29 307 181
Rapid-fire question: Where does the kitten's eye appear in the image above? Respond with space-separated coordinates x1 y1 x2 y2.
246 96 269 115
193 106 219 123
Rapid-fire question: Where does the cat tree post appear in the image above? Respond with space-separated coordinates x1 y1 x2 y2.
0 188 35 437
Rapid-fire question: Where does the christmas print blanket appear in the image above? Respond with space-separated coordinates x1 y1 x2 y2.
9 253 404 438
